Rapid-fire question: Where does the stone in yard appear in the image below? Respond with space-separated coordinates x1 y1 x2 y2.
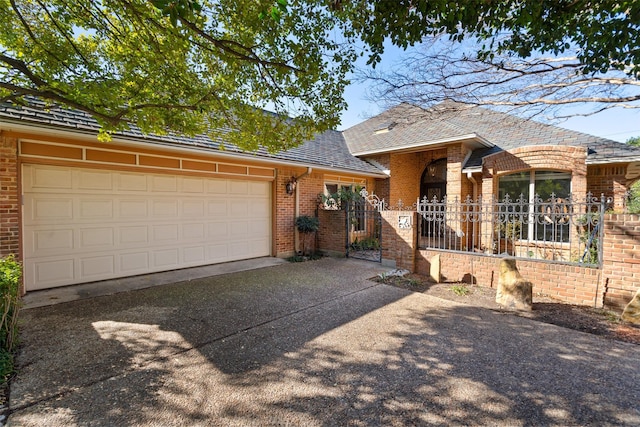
621 288 640 324
430 254 441 282
496 258 532 311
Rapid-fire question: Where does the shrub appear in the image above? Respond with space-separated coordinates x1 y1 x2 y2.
295 216 320 256
0 255 22 382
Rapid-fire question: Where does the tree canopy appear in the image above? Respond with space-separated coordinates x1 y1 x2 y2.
1 0 639 150
348 0 640 119
0 0 356 150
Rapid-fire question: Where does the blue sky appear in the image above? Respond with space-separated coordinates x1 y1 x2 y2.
337 45 640 143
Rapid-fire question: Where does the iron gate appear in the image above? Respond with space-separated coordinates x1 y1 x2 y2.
346 197 382 262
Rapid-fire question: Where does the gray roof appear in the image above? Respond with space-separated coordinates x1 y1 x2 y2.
0 99 384 176
343 102 640 169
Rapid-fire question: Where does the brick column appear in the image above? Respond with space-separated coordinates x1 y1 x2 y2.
381 211 417 271
0 135 19 258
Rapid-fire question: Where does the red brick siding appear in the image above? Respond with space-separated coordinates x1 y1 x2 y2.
601 213 640 308
317 209 346 254
587 165 628 211
381 211 417 271
483 146 588 198
0 136 19 258
416 251 603 307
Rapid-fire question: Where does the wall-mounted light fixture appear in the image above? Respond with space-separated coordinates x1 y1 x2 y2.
285 176 297 195
428 164 437 177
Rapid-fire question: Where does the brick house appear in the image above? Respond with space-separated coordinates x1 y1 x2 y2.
344 102 640 212
1 99 640 304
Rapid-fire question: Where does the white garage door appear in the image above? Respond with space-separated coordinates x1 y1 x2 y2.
22 164 272 291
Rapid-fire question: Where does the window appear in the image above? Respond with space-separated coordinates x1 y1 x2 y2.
498 171 571 242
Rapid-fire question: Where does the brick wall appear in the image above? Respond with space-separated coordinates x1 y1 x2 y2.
483 146 588 198
601 213 640 308
587 165 627 211
0 135 19 258
317 209 346 255
380 211 417 271
416 251 602 306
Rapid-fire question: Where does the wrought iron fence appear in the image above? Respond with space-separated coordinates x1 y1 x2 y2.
417 193 609 266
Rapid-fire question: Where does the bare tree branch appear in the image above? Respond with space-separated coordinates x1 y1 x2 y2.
359 36 640 121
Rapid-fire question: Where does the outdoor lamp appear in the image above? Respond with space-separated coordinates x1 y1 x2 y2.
286 177 297 195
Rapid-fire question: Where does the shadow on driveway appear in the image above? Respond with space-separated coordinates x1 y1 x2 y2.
8 258 640 426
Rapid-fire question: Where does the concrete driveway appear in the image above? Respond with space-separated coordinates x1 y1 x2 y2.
8 258 640 426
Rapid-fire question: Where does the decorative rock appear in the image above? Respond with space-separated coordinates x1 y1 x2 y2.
496 258 532 311
621 288 640 324
430 254 441 283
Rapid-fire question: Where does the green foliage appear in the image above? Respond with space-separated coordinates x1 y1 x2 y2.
0 0 356 151
349 1 640 79
0 255 22 382
350 236 380 251
294 215 319 234
626 137 640 213
626 136 640 147
295 215 319 256
321 186 363 210
450 284 470 296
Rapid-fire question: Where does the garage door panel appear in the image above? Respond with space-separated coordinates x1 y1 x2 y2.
207 200 227 215
77 170 113 190
26 197 74 222
182 223 205 240
79 199 113 219
229 221 248 238
28 165 73 190
152 224 179 242
152 200 178 217
181 177 205 193
118 226 149 245
184 246 205 263
118 173 148 191
153 249 179 268
32 259 75 287
23 164 272 290
208 222 228 238
230 200 249 217
208 180 227 194
152 175 177 192
120 252 150 272
182 200 205 216
119 200 148 218
79 227 114 248
80 255 115 278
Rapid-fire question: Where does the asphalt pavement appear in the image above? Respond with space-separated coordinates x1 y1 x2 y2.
8 257 640 426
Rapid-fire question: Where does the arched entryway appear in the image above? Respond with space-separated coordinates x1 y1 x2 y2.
420 158 447 239
420 158 447 202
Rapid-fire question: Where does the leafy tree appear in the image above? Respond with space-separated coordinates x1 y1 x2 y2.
0 0 356 150
3 0 640 150
347 0 640 118
626 136 640 213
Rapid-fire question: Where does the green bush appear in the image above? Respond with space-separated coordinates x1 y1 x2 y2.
0 254 22 382
295 216 320 256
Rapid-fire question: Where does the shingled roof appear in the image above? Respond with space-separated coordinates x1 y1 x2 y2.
343 102 640 170
0 99 384 176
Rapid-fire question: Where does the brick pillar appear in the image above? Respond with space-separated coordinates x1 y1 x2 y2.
0 135 19 258
381 211 417 271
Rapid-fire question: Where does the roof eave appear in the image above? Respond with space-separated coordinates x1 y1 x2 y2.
586 156 640 165
351 134 493 157
0 118 388 178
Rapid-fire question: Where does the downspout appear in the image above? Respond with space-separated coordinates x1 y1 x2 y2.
294 167 313 254
467 171 478 200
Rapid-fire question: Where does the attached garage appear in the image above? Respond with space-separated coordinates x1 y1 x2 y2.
22 163 272 291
